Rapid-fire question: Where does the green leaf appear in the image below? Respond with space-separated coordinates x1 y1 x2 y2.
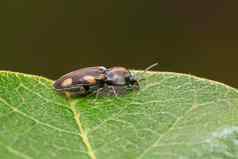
0 71 238 159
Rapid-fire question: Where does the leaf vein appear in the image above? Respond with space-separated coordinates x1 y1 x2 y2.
68 99 97 159
137 101 198 159
0 97 80 136
0 142 33 159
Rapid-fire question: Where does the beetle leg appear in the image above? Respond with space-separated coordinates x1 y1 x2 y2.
108 86 118 97
96 88 103 98
88 88 104 105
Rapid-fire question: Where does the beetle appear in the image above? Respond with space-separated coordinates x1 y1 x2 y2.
53 66 139 96
53 63 158 97
53 66 107 96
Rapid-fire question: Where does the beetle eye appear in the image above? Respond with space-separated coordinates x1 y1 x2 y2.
61 78 73 87
128 76 136 82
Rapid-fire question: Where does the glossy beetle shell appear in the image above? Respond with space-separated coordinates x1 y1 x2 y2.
53 66 106 94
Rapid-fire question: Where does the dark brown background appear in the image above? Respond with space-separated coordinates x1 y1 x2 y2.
1 1 237 87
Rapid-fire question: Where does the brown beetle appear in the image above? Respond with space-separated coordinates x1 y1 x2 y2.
53 63 158 96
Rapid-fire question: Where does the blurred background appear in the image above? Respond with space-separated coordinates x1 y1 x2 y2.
0 1 237 87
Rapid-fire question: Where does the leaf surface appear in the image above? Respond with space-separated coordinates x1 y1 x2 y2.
0 71 238 159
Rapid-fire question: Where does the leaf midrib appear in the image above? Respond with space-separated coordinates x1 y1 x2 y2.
68 99 97 159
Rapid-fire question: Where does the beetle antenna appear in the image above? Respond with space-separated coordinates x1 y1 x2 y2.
143 62 158 73
137 62 158 82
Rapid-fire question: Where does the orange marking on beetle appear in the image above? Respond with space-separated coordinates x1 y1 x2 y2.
61 78 73 87
83 75 97 84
